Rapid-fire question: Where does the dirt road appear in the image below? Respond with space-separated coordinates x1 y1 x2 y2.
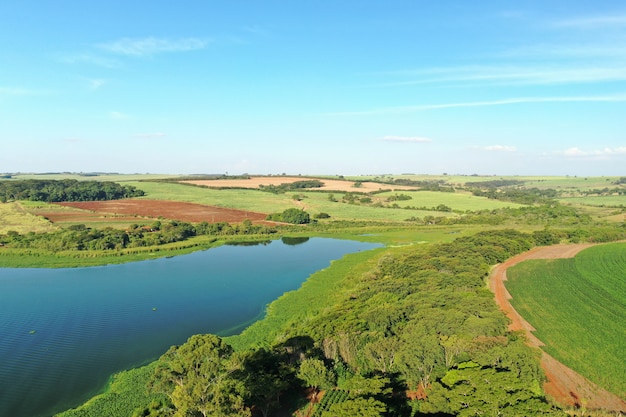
490 244 626 412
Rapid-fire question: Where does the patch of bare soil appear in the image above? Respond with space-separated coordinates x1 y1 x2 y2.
490 244 626 412
181 177 418 192
53 200 268 224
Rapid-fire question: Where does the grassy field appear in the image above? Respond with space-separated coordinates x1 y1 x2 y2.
374 190 524 211
0 202 58 234
559 195 626 207
343 174 623 190
126 181 457 222
506 242 626 399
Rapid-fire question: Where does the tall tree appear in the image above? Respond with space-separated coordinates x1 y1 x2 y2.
151 334 250 417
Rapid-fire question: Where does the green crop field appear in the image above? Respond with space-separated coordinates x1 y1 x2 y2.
374 190 524 211
506 242 626 399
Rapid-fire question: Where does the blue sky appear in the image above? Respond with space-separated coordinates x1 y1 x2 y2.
1 1 625 176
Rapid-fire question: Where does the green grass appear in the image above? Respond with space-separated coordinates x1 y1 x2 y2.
506 242 626 399
126 181 455 221
374 190 524 211
55 362 166 417
0 202 58 234
559 195 626 207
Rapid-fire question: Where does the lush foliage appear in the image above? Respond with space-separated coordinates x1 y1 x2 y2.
259 180 324 194
0 179 144 202
266 208 311 224
56 363 168 417
506 243 626 398
136 230 566 416
0 220 277 252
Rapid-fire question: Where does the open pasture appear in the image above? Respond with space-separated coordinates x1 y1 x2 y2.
0 202 58 234
506 242 626 399
375 190 525 211
559 195 626 207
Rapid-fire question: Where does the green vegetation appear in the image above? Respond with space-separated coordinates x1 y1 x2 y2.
57 363 168 417
0 173 622 416
506 243 626 398
258 179 324 193
266 208 311 224
0 179 144 202
0 201 58 234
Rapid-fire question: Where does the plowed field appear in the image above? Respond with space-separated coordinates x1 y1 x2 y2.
181 177 418 192
51 200 268 223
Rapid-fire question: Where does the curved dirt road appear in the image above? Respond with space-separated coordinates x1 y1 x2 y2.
490 244 626 412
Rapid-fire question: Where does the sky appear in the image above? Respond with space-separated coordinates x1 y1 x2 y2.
1 1 625 176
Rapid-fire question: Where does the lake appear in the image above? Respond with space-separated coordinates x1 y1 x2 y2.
0 238 379 417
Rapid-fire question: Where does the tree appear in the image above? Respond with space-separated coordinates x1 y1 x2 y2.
241 348 292 417
321 397 386 417
151 334 250 417
297 358 336 393
280 208 310 224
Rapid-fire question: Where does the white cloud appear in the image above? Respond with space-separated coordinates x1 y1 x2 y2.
110 111 130 120
98 37 210 56
382 136 432 143
380 65 626 87
553 14 626 29
563 147 626 158
135 132 167 138
87 79 106 90
483 145 517 152
330 94 626 116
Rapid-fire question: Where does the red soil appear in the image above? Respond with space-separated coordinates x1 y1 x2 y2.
52 200 268 224
490 245 626 412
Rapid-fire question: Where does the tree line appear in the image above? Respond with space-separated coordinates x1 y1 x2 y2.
0 219 277 251
0 179 145 203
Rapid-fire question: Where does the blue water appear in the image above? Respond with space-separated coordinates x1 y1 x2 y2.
0 238 379 417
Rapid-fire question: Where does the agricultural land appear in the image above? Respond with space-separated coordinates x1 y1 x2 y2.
1 173 625 417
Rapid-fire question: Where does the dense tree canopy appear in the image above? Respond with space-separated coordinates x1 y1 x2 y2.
0 179 145 202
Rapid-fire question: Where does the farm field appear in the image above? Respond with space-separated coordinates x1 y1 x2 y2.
345 174 623 190
375 190 524 211
181 176 419 192
125 181 457 222
55 200 268 224
505 242 626 400
0 202 58 234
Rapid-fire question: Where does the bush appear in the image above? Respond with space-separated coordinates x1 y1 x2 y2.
281 208 311 224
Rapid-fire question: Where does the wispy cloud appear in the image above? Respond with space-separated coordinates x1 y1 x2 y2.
110 111 130 120
98 37 210 57
0 86 48 96
552 14 626 29
135 132 167 138
382 135 432 143
86 78 106 90
482 145 517 152
379 65 626 87
562 147 626 158
330 94 626 116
